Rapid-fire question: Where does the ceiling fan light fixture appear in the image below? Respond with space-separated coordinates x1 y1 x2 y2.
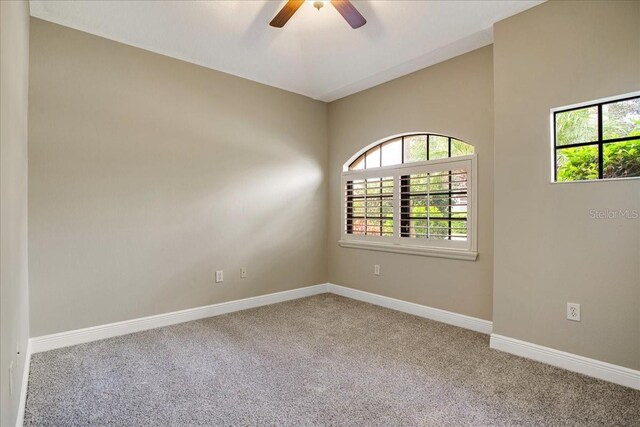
312 1 328 11
269 0 366 29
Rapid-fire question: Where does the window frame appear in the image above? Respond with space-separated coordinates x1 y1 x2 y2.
340 135 478 261
550 91 640 184
344 132 473 172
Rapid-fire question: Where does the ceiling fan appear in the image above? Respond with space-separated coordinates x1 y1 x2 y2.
270 0 367 29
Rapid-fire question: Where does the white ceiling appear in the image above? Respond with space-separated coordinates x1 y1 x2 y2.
30 0 543 102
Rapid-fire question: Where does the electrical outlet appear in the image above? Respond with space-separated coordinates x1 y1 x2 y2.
374 264 380 276
215 270 224 283
240 267 247 279
567 302 580 321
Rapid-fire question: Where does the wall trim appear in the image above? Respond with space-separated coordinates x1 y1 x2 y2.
29 283 495 354
15 339 31 427
327 283 493 334
490 334 640 390
30 284 329 354
22 282 491 423
20 283 639 426
338 240 479 261
29 283 494 355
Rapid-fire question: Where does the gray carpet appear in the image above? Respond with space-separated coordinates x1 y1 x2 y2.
24 294 640 426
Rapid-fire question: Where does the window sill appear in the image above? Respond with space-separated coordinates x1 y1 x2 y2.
338 240 478 261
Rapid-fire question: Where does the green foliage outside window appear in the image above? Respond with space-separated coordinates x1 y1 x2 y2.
603 139 640 178
555 98 640 181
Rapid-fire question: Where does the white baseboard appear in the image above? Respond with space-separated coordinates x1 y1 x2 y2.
490 334 640 390
16 339 31 427
19 282 638 427
30 282 494 355
327 283 493 334
30 284 329 354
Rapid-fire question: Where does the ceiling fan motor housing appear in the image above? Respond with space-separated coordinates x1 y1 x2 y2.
269 0 366 29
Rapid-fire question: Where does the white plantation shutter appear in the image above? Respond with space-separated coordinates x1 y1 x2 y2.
345 176 395 238
399 169 468 241
342 157 474 252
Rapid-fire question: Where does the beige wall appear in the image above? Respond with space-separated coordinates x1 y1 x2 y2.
327 46 494 321
28 19 328 337
25 0 639 375
1 1 31 425
493 0 640 369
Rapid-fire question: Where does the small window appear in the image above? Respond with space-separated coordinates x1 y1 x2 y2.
341 133 477 260
553 94 640 182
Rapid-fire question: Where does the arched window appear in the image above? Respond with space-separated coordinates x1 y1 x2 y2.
340 133 478 260
346 134 474 171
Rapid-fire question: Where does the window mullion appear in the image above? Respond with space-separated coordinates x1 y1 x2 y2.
400 175 410 238
448 170 452 240
378 177 382 237
427 173 431 240
346 178 353 235
448 138 452 241
597 104 603 179
393 175 400 242
363 179 368 235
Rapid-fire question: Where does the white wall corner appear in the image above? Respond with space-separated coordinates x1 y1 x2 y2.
327 283 493 334
489 334 640 390
15 339 32 427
